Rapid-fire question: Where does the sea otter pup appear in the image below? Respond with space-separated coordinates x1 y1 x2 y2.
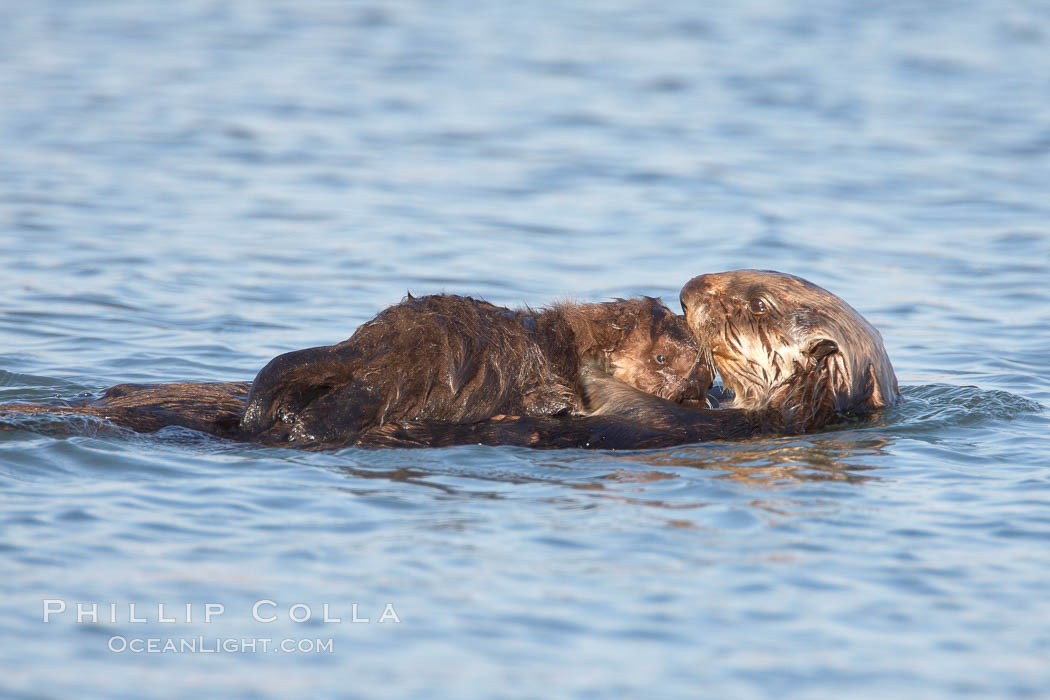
363 271 899 448
0 295 707 442
239 294 711 445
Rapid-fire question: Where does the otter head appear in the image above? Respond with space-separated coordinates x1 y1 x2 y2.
603 298 712 404
680 270 899 425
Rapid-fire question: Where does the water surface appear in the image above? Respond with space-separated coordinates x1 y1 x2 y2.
2 1 1050 697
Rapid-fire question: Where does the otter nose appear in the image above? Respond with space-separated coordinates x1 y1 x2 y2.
676 379 704 403
679 274 718 317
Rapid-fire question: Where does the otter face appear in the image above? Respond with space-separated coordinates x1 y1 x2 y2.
607 302 712 404
680 270 899 416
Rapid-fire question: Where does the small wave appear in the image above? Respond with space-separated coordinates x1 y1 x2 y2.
0 371 94 403
890 384 1044 432
0 412 135 443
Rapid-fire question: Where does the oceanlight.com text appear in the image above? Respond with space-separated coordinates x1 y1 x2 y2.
108 636 335 654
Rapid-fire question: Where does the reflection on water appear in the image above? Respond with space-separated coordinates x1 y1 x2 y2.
640 435 887 486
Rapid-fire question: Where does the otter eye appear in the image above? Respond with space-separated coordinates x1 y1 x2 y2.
748 297 768 314
655 354 667 364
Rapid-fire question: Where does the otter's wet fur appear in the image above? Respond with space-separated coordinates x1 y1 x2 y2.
491 269 899 442
239 294 709 445
0 295 706 444
367 271 900 448
679 269 899 431
0 382 250 438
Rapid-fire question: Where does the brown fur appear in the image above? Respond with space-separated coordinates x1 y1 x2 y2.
678 269 899 432
0 296 707 444
367 271 900 448
239 294 710 445
0 382 250 437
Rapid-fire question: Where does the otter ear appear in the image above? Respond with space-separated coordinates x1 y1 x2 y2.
806 338 839 360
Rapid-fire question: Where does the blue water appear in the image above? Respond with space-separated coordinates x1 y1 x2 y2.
2 1 1050 697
